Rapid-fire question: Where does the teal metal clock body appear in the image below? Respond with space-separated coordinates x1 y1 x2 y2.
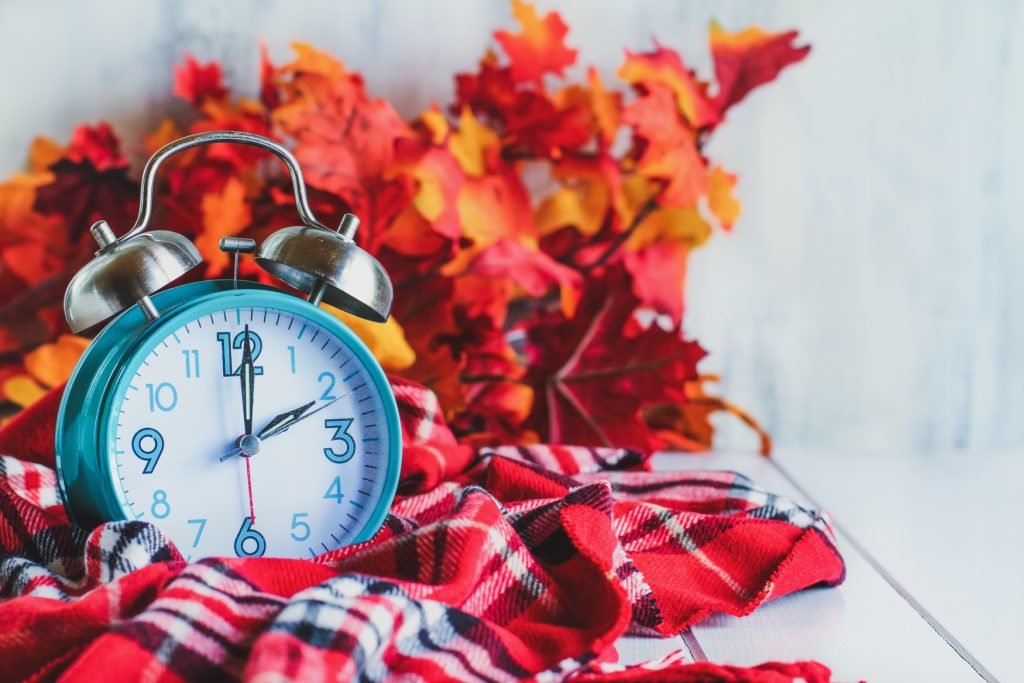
56 280 402 559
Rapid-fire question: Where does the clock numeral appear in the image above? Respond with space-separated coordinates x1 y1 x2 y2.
323 418 356 463
150 489 171 519
146 382 178 412
323 476 344 503
217 330 265 377
317 371 337 401
287 346 297 374
233 517 266 557
187 517 207 548
290 512 311 541
182 349 200 378
132 427 164 474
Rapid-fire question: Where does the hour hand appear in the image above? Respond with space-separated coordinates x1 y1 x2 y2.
256 399 317 439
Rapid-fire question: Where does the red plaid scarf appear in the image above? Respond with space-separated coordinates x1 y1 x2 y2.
0 379 844 682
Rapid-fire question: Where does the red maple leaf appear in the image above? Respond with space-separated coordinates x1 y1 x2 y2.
172 54 229 105
455 57 591 158
524 276 706 451
710 22 810 116
33 124 136 241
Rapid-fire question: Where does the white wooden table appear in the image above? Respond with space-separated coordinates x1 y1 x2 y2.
614 451 1012 683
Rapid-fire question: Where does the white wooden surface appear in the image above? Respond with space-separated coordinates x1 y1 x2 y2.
2 1 1023 455
777 449 1022 683
615 452 991 682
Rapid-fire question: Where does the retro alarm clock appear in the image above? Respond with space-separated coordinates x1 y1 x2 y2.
55 131 401 559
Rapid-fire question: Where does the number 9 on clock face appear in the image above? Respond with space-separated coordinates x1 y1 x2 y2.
104 291 400 559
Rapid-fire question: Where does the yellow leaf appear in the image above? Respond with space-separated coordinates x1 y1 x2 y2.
3 375 47 409
198 177 251 276
708 165 740 231
626 206 712 251
419 106 450 145
23 335 89 388
327 307 416 372
284 42 347 79
536 184 607 236
450 107 499 177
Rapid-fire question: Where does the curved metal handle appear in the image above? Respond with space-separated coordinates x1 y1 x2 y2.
118 130 329 244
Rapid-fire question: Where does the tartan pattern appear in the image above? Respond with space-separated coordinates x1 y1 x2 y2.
0 382 844 682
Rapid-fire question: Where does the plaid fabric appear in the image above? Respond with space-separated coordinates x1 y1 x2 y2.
0 379 844 682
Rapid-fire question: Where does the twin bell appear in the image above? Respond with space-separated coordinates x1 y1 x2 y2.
63 131 392 333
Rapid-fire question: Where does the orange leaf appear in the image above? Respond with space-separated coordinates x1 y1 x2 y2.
455 171 533 250
198 177 251 276
23 334 89 388
708 165 740 231
619 45 718 128
494 0 578 85
622 85 708 207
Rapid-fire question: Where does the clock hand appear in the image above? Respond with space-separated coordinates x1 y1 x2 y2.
218 391 354 461
244 454 256 525
262 391 352 438
239 325 256 436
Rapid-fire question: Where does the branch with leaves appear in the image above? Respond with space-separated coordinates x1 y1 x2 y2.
0 1 809 453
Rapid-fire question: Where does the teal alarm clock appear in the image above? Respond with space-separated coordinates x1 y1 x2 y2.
55 131 402 559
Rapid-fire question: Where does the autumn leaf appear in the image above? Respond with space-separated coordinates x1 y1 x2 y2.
172 54 229 105
708 165 740 231
525 280 705 451
710 22 810 115
390 138 465 242
619 45 719 128
621 85 708 208
455 55 591 158
33 123 137 240
494 0 578 85
328 306 416 372
273 42 413 249
453 170 533 251
198 177 251 276
536 154 621 237
623 241 689 323
3 335 90 409
449 107 499 177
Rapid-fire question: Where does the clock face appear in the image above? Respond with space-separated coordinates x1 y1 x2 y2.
105 298 398 559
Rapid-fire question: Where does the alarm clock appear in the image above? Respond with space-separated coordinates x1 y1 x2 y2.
55 131 402 560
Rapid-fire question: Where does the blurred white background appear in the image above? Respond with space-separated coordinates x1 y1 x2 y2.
2 0 1021 455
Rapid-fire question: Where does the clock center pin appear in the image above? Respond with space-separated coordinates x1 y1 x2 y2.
237 434 261 457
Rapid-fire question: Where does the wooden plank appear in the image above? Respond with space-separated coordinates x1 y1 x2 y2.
612 452 986 682
775 448 1016 683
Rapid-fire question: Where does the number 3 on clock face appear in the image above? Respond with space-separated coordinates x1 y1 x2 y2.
100 289 401 559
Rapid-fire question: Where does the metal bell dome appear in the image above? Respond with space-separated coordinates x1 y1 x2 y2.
256 214 392 322
63 222 201 332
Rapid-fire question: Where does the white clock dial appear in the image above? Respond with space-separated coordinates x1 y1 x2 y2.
108 304 394 559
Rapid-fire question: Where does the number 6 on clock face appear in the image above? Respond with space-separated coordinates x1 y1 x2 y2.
90 288 401 560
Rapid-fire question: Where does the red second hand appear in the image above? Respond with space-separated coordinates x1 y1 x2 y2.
244 456 256 525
